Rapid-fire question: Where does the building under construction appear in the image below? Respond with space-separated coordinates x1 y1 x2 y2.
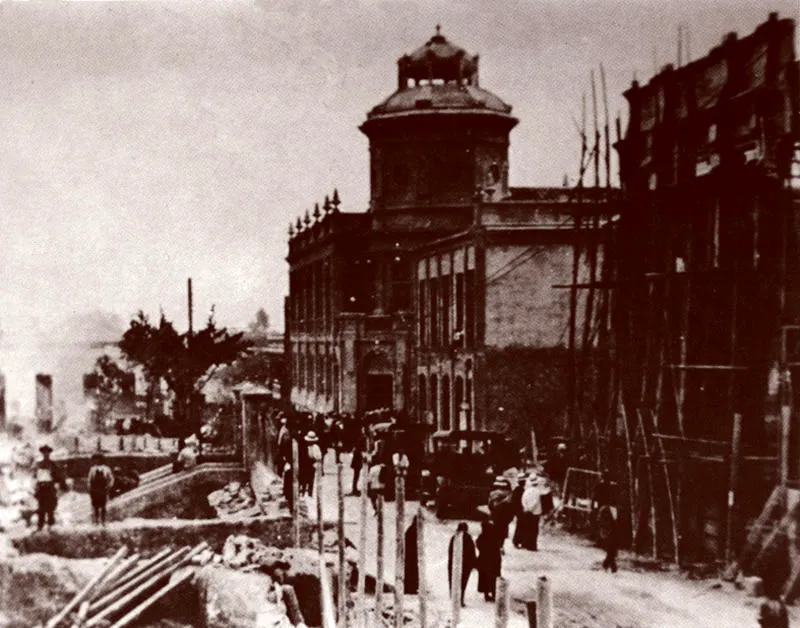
572 12 800 589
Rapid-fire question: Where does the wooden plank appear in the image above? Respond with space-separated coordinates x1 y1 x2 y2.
107 571 194 628
86 543 207 628
46 546 129 628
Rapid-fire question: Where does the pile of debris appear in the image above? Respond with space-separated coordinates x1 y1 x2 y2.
207 482 260 518
207 479 307 519
43 543 207 628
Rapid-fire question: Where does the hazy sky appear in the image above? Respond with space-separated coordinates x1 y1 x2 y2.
0 0 797 410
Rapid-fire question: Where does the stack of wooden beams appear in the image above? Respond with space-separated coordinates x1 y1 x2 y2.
45 542 208 628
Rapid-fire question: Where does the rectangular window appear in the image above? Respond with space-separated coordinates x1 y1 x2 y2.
465 269 475 347
430 278 439 348
441 278 451 348
455 272 465 342
418 280 427 347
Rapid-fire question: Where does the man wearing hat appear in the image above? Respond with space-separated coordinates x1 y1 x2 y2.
87 452 115 525
303 431 322 497
488 476 514 546
277 416 292 470
34 445 67 531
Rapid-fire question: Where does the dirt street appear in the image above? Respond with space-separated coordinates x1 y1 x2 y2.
307 452 797 628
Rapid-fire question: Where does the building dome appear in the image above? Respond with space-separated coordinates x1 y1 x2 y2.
361 28 518 212
364 27 515 122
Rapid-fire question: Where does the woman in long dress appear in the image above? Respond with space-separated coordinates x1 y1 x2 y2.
476 518 503 601
447 522 476 606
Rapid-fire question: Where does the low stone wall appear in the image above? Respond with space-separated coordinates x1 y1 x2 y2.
55 453 174 480
11 515 324 558
107 464 246 521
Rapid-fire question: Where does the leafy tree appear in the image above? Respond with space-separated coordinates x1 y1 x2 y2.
87 354 130 429
250 308 270 334
119 310 251 437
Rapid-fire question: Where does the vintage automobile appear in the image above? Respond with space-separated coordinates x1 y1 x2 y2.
420 430 519 518
368 421 434 500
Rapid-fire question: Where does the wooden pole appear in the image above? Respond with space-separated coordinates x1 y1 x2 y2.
530 429 538 466
725 412 743 564
337 456 347 627
375 492 385 625
86 543 207 628
451 531 463 627
88 548 192 616
282 585 306 627
319 555 338 628
536 576 552 628
46 546 129 628
637 410 658 558
357 457 368 628
316 457 324 556
293 438 301 548
417 508 428 628
106 570 194 628
651 429 679 565
394 465 406 628
494 577 509 628
94 554 143 598
70 601 90 628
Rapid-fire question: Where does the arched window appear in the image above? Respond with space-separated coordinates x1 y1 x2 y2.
441 374 451 431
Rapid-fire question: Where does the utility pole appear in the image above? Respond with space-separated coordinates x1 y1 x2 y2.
187 278 197 454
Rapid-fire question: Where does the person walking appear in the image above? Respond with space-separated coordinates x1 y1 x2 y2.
476 518 503 602
592 470 618 572
349 432 364 496
87 452 115 526
404 513 419 594
367 456 386 514
518 473 544 550
304 431 322 498
277 416 292 470
34 445 66 531
488 476 514 546
282 461 294 513
447 522 476 607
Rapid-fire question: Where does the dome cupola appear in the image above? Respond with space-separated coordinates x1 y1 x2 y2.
361 28 518 212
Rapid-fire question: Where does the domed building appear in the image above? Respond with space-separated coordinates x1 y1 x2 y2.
284 29 614 445
360 26 517 212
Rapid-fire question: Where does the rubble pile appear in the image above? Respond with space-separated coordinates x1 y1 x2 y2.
207 479 308 519
207 482 261 518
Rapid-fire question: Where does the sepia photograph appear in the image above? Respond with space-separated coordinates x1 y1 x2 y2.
0 0 798 626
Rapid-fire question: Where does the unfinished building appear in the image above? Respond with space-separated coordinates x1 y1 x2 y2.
583 12 800 587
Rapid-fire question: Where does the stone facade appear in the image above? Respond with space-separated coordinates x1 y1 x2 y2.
285 29 617 444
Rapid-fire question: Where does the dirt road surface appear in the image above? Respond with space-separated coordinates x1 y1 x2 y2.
307 451 797 628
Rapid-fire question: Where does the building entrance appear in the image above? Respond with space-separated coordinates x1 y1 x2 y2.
365 374 393 410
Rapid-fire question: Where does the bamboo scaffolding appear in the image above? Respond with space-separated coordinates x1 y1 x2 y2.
637 409 658 558
650 430 679 565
